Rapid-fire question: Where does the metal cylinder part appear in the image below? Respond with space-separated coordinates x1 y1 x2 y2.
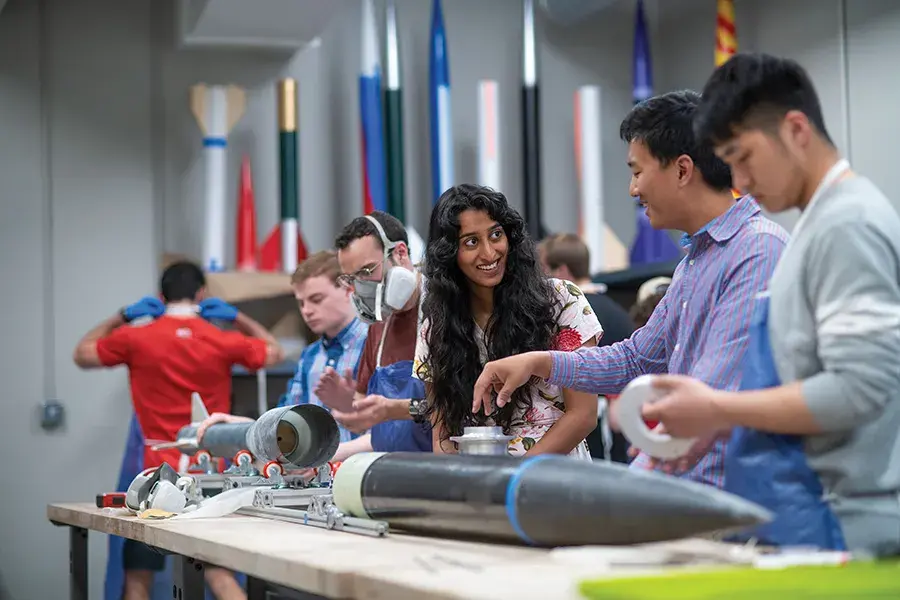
449 426 514 456
246 404 340 468
176 404 340 469
332 452 772 547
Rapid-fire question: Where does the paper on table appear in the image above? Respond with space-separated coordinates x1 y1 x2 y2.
551 539 760 568
613 375 696 460
171 487 259 520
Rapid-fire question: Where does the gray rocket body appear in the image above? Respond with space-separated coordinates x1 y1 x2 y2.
332 452 772 547
176 404 340 469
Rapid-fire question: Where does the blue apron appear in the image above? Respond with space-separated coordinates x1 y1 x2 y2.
104 414 235 600
725 294 847 550
368 360 432 451
366 314 432 452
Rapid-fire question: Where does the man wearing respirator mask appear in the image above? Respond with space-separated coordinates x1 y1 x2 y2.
315 211 432 452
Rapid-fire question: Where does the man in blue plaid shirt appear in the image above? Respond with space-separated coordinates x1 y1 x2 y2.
276 251 369 443
199 251 368 446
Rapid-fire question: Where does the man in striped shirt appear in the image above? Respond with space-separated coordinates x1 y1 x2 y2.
474 90 789 488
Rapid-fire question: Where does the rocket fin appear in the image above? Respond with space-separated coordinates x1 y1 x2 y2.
191 392 211 424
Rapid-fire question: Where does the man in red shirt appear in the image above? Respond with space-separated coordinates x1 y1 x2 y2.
73 260 283 600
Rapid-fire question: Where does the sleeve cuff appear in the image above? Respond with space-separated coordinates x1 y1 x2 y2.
547 350 578 388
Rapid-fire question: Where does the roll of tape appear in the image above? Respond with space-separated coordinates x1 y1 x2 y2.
614 375 696 460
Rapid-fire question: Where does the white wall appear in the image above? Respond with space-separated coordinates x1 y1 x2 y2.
654 0 900 231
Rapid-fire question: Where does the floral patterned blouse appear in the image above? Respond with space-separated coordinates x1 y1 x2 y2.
413 278 604 459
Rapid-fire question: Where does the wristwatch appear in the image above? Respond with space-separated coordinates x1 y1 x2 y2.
408 397 427 424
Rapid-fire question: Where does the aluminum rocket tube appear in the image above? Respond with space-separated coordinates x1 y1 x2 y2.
177 404 340 469
333 453 772 547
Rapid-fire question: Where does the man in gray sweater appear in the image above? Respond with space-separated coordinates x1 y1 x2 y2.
644 53 900 557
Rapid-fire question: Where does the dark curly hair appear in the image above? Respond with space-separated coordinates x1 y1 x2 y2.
418 184 559 440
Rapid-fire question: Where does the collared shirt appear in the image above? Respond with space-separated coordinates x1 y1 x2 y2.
548 197 789 487
278 318 369 443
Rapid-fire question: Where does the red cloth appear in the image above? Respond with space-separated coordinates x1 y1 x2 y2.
97 316 267 468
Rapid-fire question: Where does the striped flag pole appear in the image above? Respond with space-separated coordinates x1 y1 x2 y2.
628 0 682 267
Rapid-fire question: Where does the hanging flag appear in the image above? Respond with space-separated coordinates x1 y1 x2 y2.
384 0 424 263
629 0 682 267
715 0 737 67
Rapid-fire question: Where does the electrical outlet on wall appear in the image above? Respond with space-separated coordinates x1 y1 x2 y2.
39 399 65 431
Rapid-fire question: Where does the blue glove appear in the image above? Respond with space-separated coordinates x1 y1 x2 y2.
199 298 238 322
122 296 165 322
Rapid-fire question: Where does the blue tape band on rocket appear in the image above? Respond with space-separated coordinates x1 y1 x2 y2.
202 137 227 148
331 452 772 547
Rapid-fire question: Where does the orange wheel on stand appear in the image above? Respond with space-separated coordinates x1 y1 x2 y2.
263 461 284 478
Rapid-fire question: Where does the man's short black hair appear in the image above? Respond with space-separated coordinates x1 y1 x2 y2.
160 261 205 303
693 52 833 146
334 210 409 250
619 90 733 192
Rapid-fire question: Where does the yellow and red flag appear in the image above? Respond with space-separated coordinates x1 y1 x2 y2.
715 0 742 198
715 0 737 67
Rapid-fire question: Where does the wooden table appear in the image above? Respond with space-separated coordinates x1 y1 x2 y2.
48 502 684 600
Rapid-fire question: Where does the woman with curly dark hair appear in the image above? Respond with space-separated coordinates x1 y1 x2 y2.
413 184 603 458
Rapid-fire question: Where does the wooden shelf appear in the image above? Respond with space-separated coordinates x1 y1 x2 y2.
160 253 293 304
205 270 293 304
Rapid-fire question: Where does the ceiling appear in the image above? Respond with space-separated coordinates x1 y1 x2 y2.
175 0 349 50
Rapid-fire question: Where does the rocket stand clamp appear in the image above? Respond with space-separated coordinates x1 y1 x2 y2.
450 426 514 456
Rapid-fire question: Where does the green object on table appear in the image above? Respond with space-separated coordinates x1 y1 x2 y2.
579 562 900 599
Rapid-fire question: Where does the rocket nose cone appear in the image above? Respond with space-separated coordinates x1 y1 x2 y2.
512 458 773 546
603 465 774 541
715 489 774 528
